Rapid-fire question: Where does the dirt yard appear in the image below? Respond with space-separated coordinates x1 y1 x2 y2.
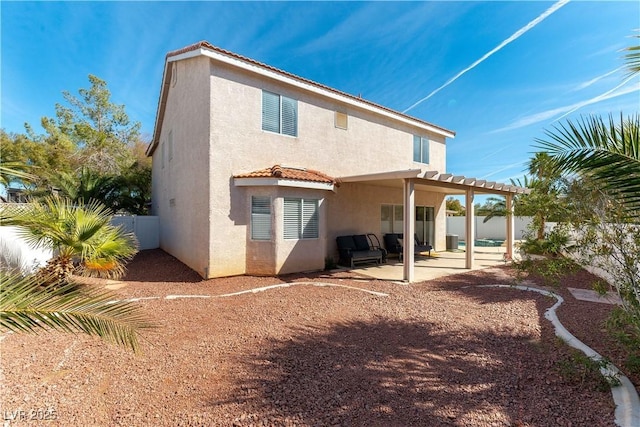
1 249 636 426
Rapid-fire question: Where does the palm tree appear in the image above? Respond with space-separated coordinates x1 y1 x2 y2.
50 167 117 208
0 159 36 188
481 196 507 223
536 113 639 215
514 155 567 240
536 36 640 215
0 196 138 281
1 272 154 353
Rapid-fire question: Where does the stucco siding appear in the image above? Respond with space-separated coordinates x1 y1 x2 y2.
152 56 212 277
208 61 447 178
326 183 446 261
241 186 328 275
152 54 451 278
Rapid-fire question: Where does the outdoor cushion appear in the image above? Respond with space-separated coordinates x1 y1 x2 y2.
336 234 384 267
352 234 370 251
336 235 357 251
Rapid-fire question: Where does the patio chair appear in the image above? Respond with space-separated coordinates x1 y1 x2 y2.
336 234 385 267
383 233 433 261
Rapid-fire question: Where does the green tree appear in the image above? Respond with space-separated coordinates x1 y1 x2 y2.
533 34 640 348
565 179 640 351
2 76 151 210
51 75 141 175
445 197 465 216
0 129 65 192
50 167 118 206
480 196 507 223
1 196 138 281
0 154 36 187
1 272 154 353
109 162 152 215
516 153 567 240
624 33 640 75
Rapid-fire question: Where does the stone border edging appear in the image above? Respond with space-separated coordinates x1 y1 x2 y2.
114 281 389 304
476 284 640 427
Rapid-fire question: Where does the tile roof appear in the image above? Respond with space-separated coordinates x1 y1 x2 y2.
234 165 336 185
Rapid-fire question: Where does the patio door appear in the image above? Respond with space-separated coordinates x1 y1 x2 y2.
415 206 435 245
381 204 434 245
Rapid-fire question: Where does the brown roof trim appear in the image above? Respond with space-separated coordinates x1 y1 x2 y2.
148 41 455 156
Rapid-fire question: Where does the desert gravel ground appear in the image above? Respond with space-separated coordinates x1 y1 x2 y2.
1 249 636 426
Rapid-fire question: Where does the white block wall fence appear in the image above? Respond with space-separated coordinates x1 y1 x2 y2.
111 216 160 250
445 216 558 241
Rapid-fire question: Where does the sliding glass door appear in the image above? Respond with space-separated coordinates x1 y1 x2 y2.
381 205 434 245
415 206 435 245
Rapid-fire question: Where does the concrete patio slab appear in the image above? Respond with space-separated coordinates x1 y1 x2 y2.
568 287 622 305
350 247 510 282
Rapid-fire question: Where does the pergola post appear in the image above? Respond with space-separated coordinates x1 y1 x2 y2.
402 178 415 282
506 194 515 260
465 188 475 269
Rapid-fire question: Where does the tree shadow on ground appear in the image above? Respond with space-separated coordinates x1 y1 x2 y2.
206 266 615 426
122 249 202 282
211 318 554 426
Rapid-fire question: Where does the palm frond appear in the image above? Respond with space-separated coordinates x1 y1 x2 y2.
0 273 155 353
536 113 640 212
0 196 138 279
624 34 640 76
0 162 38 186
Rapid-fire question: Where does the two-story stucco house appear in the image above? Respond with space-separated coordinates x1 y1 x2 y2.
147 41 526 282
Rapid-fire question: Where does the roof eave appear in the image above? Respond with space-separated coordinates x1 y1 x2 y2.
148 42 456 156
233 177 335 191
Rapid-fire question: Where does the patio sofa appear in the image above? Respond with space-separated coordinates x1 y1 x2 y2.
336 234 386 267
383 233 433 260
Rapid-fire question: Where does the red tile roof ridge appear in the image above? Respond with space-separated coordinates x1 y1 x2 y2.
234 165 336 184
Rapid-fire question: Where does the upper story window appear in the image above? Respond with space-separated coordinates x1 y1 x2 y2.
413 135 429 164
262 90 298 137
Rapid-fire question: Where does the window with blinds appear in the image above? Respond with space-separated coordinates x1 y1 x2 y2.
413 135 429 164
284 198 319 240
251 196 272 240
262 90 298 137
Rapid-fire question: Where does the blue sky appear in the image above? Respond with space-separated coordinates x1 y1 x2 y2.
2 1 639 187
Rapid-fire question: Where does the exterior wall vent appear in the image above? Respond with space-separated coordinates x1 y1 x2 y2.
335 111 348 130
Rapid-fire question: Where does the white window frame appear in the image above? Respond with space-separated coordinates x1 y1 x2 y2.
251 196 272 241
284 198 319 240
262 90 298 137
413 135 429 164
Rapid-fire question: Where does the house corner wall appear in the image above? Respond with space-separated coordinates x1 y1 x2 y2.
151 56 212 278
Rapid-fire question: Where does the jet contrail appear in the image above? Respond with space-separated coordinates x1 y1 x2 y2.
403 0 570 113
553 73 639 121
